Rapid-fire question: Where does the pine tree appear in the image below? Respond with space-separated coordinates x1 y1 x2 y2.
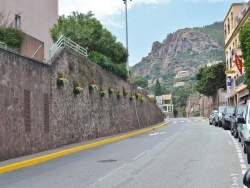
154 79 162 96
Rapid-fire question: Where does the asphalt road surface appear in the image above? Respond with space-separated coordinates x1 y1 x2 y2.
0 117 249 188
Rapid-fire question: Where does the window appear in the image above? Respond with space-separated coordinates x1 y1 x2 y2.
15 15 21 29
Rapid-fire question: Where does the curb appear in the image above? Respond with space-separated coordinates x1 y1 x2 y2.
0 121 170 174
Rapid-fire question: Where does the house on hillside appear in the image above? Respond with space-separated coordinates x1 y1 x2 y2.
0 0 58 61
224 1 250 105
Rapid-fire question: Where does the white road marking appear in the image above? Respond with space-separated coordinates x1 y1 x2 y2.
180 121 184 123
237 150 242 153
98 163 127 181
133 151 148 160
242 170 247 175
173 121 177 123
159 132 166 134
240 159 245 163
241 164 247 169
228 141 232 145
150 132 159 136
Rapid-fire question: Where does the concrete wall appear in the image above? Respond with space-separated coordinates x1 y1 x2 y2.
20 33 44 61
0 48 164 161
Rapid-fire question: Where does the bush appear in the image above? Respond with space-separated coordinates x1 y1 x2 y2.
89 51 128 79
194 112 200 117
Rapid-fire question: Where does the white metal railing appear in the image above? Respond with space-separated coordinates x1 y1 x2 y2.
49 35 88 63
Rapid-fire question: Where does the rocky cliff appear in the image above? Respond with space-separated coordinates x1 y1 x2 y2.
131 22 225 87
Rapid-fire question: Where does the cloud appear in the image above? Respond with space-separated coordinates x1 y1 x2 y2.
59 0 171 22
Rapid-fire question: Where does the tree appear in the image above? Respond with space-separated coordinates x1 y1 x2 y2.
132 76 148 88
154 79 162 96
50 11 128 65
195 62 226 97
239 19 250 91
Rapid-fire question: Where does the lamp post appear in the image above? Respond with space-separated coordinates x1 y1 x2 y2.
123 0 131 72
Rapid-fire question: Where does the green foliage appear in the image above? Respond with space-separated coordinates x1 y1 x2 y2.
89 51 128 79
132 76 148 88
50 11 128 65
154 79 162 96
0 12 24 48
57 72 68 87
196 21 224 47
195 62 226 96
173 108 178 118
73 80 83 95
239 19 250 91
129 93 135 101
99 87 106 97
194 112 200 117
108 85 115 95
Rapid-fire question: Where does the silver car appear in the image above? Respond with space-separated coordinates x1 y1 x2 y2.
215 106 226 127
209 110 218 125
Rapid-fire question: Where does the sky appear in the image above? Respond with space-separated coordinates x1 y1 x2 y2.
59 0 247 67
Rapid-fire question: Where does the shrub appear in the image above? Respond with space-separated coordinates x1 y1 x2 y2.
73 80 83 95
89 51 128 79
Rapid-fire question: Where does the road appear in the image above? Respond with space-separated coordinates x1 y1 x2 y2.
0 117 249 188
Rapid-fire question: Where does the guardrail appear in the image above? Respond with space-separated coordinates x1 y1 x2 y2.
49 35 88 63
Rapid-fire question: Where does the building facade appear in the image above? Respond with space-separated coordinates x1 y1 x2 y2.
0 0 58 61
224 1 250 105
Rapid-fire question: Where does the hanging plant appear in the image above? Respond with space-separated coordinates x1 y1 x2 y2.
108 85 115 95
117 90 123 99
122 86 128 96
99 86 106 97
135 91 140 99
129 93 135 101
139 95 145 102
57 71 68 87
73 80 83 95
89 78 98 91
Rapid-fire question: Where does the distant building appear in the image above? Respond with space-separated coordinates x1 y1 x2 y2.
175 70 189 79
0 0 58 61
174 82 185 87
207 61 223 67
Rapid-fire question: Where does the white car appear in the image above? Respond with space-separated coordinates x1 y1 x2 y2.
238 100 250 164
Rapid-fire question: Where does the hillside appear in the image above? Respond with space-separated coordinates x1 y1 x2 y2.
131 21 225 89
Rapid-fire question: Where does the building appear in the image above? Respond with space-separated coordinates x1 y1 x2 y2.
175 70 189 79
224 1 250 105
173 82 185 87
0 0 58 61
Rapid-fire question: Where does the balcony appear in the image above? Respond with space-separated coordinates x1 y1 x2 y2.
236 74 245 87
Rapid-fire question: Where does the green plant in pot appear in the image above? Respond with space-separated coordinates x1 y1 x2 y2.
73 80 83 95
57 71 68 87
108 85 115 95
135 91 140 99
122 86 128 96
117 90 122 99
99 86 106 97
129 93 135 101
139 95 145 102
89 78 98 91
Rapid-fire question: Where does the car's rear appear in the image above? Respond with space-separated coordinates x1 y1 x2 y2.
222 106 235 129
216 106 226 127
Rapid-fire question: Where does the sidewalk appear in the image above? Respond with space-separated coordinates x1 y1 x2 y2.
0 119 170 174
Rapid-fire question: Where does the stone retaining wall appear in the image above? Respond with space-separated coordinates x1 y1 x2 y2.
0 48 164 161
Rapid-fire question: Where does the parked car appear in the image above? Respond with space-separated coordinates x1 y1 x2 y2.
230 104 247 138
237 100 250 163
209 110 218 125
214 106 226 127
221 106 235 129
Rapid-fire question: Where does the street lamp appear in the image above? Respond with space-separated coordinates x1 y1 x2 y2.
123 0 132 72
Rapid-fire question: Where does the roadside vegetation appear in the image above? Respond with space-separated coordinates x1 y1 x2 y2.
50 11 128 79
0 12 24 49
239 19 250 91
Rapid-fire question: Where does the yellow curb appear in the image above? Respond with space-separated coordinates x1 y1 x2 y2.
0 121 170 174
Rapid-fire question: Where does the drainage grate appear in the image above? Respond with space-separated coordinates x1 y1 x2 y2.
97 159 117 163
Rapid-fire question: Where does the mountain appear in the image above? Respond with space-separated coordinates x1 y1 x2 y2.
131 21 225 89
